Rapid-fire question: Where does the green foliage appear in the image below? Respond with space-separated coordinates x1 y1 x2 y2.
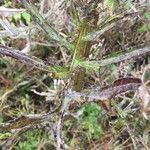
53 66 70 79
141 12 150 34
75 59 99 72
113 118 126 130
0 58 7 65
4 0 12 7
117 108 133 119
21 12 32 25
0 132 11 140
112 100 134 119
138 24 148 33
104 0 118 9
12 11 31 25
13 13 21 21
16 130 43 150
144 12 150 20
21 2 74 50
79 103 103 140
1 0 150 149
67 0 80 26
111 100 134 130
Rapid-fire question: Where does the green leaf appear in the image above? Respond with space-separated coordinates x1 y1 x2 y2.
104 0 118 9
13 13 21 21
144 12 150 20
4 1 12 7
138 24 148 33
79 104 103 139
0 133 11 140
17 129 45 150
21 12 31 25
75 59 99 72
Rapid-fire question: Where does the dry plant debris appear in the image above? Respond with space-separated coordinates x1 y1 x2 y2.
0 0 150 149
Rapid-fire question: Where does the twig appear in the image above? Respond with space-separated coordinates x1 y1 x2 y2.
56 112 64 150
0 18 17 36
67 83 141 101
0 101 61 132
85 46 150 67
55 97 70 150
66 82 141 110
0 7 25 17
0 26 35 38
0 45 54 73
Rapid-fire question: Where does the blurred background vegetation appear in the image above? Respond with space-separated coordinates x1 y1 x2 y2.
0 0 150 149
